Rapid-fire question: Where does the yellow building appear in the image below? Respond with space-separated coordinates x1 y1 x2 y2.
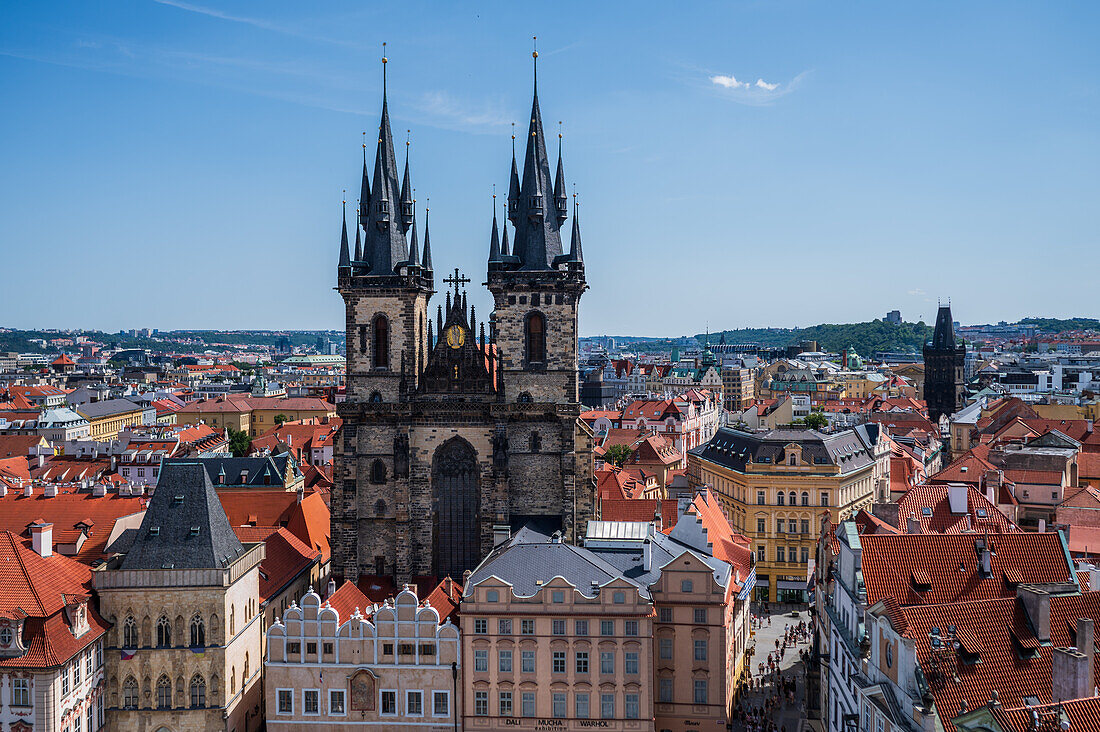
175 396 336 437
688 426 882 603
721 366 756 411
76 398 148 440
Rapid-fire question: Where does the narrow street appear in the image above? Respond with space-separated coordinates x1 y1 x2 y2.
733 607 814 732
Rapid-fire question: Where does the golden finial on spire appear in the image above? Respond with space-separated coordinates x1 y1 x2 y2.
492 183 497 200
362 131 366 151
532 35 538 59
406 129 410 147
382 41 387 64
511 122 516 141
342 188 346 205
558 120 562 140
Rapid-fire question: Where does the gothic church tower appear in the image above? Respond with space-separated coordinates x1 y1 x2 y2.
923 303 966 423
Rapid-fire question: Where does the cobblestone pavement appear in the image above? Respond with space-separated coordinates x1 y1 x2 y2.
733 608 813 732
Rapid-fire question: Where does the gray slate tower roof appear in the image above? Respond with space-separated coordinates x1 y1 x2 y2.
931 304 957 350
360 59 410 276
120 461 246 570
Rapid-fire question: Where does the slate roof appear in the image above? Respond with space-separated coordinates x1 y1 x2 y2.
120 462 246 570
858 532 1074 607
74 398 144 419
466 525 647 600
168 454 300 488
690 426 875 474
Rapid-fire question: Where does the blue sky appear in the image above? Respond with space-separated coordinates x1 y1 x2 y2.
2 1 1097 336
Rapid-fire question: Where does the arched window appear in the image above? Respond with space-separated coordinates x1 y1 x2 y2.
369 391 383 403
525 312 546 363
518 392 532 404
123 677 139 709
190 674 206 708
156 675 172 709
156 616 171 648
801 491 810 506
370 459 386 484
229 606 235 636
776 492 785 506
231 668 236 695
372 315 390 369
359 324 367 354
529 431 541 453
788 491 797 506
243 653 249 685
190 615 205 648
122 616 138 648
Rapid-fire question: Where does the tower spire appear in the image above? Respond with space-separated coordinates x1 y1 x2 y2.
507 123 520 224
568 192 583 263
338 193 351 269
354 199 363 262
361 44 409 275
408 199 420 267
400 131 414 231
500 205 510 257
359 132 370 229
488 190 502 263
422 200 433 272
554 122 567 225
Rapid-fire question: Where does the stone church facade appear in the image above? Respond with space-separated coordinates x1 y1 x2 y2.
332 54 595 585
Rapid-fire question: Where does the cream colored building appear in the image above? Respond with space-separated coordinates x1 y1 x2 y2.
265 584 461 729
95 462 265 732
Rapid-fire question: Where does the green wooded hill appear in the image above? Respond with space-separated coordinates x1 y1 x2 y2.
694 320 935 356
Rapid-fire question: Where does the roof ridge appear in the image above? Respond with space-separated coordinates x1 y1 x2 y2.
4 531 48 615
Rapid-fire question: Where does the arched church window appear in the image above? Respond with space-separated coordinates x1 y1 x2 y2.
369 391 383 403
529 432 541 453
156 616 171 648
122 616 138 648
156 675 172 709
525 312 546 363
190 615 205 648
190 674 206 708
370 460 387 484
373 315 390 369
518 392 532 404
123 677 139 709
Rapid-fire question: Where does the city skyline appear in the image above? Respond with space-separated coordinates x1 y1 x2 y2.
2 1 1098 334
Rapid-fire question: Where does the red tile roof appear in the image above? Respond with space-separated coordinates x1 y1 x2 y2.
286 491 330 563
600 499 681 532
859 532 1074 607
233 526 319 602
326 580 372 620
423 577 463 625
0 531 109 668
0 490 148 565
893 483 1019 534
993 697 1100 732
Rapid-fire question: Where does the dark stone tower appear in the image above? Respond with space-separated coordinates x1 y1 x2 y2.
923 303 966 423
486 48 587 404
331 52 594 586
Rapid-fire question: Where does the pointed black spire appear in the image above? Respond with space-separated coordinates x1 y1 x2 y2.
353 205 363 262
399 134 414 231
500 213 511 257
931 303 957 350
436 303 443 336
338 197 351 269
407 203 420 267
470 305 477 339
359 133 370 229
509 43 565 270
427 319 434 352
553 126 568 225
507 124 520 223
488 196 502 263
568 195 583 262
422 204 433 271
361 46 409 276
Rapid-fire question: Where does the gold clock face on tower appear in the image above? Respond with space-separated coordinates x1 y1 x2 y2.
445 325 466 349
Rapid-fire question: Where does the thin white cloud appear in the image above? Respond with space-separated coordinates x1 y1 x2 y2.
707 70 810 106
908 288 927 296
151 0 351 46
710 74 748 90
414 91 515 134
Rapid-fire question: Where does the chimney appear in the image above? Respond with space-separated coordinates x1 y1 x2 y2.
1053 618 1094 702
295 486 304 504
93 482 106 497
37 454 44 468
1090 565 1100 592
44 483 57 498
907 512 922 535
24 484 33 498
493 524 511 547
326 578 336 598
1038 518 1047 533
445 576 454 597
30 522 52 557
1017 585 1051 643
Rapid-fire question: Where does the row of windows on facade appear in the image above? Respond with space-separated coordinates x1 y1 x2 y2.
276 688 450 717
283 640 436 659
755 490 830 506
757 517 816 535
60 642 104 699
471 689 666 719
355 312 549 367
471 609 706 636
756 546 812 564
119 602 254 649
121 673 211 710
61 697 103 732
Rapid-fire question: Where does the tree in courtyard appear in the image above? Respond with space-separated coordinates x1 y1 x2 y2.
227 427 252 457
604 444 634 468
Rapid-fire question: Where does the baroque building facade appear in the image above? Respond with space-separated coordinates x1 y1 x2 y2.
332 54 595 585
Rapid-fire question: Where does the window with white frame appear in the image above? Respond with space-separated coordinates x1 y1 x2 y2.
474 649 488 672
521 649 536 673
381 690 397 716
432 690 449 717
303 689 319 714
277 689 293 714
406 690 423 716
13 677 30 706
329 689 345 715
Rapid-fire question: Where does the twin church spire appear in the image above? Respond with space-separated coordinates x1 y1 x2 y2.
338 44 582 283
